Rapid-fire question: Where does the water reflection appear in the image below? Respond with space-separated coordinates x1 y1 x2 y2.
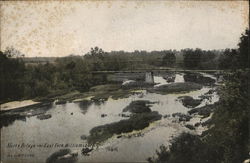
0 114 27 128
77 100 92 114
0 102 53 128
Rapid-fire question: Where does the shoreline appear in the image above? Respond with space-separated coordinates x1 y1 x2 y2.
0 100 40 112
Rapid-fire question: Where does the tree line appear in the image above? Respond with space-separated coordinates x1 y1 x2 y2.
1 30 249 103
0 47 176 102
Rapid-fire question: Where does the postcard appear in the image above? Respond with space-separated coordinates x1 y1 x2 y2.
0 1 249 163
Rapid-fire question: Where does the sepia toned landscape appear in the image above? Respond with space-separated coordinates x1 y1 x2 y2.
0 1 249 163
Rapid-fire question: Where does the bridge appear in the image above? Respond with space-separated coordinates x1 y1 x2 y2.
91 69 222 84
91 69 221 74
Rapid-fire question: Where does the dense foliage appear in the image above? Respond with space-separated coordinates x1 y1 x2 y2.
148 29 249 163
0 52 95 102
219 29 249 70
148 70 249 163
181 48 221 69
0 47 176 102
0 51 25 100
238 30 249 68
218 49 239 69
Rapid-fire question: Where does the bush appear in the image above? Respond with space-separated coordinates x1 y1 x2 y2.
148 133 212 163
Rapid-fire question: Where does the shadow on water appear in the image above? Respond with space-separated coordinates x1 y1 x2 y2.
0 114 27 128
77 99 109 115
77 100 93 114
92 100 107 106
0 102 53 128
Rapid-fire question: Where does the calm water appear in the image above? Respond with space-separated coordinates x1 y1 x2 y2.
1 73 219 163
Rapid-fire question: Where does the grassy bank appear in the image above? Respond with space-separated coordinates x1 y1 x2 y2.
148 82 202 95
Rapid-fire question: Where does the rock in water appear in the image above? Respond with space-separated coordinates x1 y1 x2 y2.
123 100 154 113
178 96 202 108
46 149 78 163
101 114 107 118
172 113 192 122
185 124 195 130
37 114 52 120
81 147 93 156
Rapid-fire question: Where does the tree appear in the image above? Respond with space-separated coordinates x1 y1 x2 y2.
162 52 176 67
218 49 239 69
4 46 24 58
238 29 249 68
183 48 202 69
86 46 105 59
0 50 25 102
84 47 106 71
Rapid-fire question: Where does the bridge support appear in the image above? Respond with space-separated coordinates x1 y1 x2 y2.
145 72 154 84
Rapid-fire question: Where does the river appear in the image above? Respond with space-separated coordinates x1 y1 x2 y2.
0 72 219 163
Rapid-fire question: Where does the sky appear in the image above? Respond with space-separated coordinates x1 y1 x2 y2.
0 1 249 57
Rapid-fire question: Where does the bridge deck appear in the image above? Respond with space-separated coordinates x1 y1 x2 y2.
91 69 222 74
